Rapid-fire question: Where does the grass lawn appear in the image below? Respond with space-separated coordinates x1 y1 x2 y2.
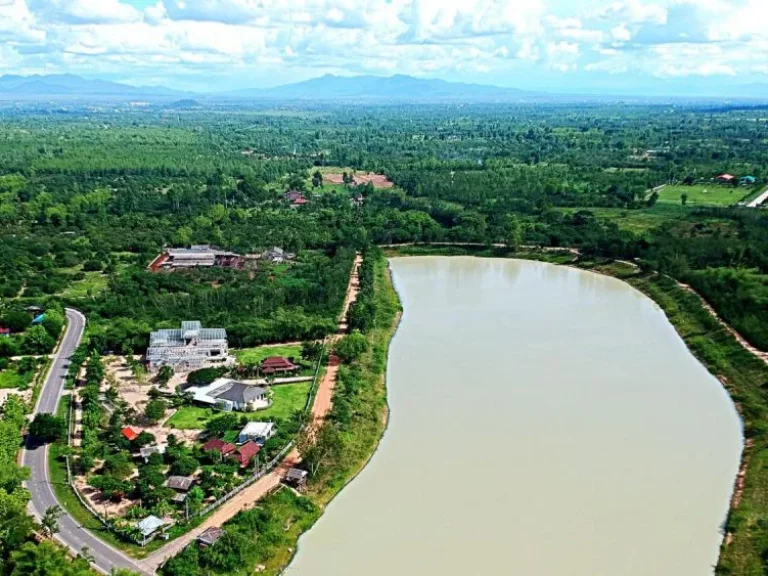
234 344 303 365
0 363 35 389
657 184 750 207
59 271 109 298
166 381 312 430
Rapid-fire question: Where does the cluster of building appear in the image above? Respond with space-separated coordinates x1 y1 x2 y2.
148 245 297 272
716 173 757 186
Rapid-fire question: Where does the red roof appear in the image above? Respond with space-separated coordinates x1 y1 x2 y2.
121 426 140 441
0 327 10 335
261 356 296 368
231 441 260 467
292 197 310 205
717 174 735 180
202 438 236 455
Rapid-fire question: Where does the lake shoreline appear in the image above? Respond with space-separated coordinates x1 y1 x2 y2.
381 245 763 575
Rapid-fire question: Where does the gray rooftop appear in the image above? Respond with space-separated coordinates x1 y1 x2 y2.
211 380 267 404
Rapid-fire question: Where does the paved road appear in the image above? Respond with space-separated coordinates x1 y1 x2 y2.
22 308 151 576
746 186 768 208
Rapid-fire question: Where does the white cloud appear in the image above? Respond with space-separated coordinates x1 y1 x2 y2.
0 0 767 91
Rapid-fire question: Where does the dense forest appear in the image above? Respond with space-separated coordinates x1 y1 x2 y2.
1 100 768 575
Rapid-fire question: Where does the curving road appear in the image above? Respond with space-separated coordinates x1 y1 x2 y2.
22 308 151 576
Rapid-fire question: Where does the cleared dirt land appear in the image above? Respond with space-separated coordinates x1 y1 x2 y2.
323 171 393 188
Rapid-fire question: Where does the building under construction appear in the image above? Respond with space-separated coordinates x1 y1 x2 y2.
146 321 232 371
148 245 243 271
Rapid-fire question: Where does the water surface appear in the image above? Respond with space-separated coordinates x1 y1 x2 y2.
288 257 743 576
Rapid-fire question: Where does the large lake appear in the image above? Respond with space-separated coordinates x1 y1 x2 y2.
287 257 743 576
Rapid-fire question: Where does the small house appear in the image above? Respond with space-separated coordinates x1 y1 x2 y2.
197 527 224 548
166 476 195 502
230 441 260 467
740 175 757 186
284 468 308 489
716 173 736 184
259 247 296 263
121 426 140 442
237 421 276 445
284 190 309 206
0 328 10 337
201 438 236 460
260 356 299 375
136 515 165 546
139 444 166 463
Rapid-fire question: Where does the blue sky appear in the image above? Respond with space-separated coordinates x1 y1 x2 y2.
1 0 767 95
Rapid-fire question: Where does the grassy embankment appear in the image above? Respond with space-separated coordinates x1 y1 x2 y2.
385 243 768 575
162 250 401 576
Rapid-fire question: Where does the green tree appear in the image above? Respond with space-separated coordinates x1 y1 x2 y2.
504 214 523 251
312 170 323 188
29 413 66 443
301 341 323 362
20 325 55 355
40 505 63 538
157 365 174 388
334 331 369 364
144 399 167 423
681 192 688 206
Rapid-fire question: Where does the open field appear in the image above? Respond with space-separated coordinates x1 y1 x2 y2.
657 184 749 206
234 344 303 365
59 271 109 298
555 206 687 233
166 381 312 430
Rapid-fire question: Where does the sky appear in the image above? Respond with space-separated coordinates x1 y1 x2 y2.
1 0 768 95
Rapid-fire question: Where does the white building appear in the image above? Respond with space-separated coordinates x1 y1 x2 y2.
146 321 232 371
238 421 276 445
186 378 269 412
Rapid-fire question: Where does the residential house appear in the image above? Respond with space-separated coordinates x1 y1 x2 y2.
230 441 260 467
121 426 140 442
186 378 269 412
136 515 165 546
284 468 308 489
201 438 236 460
197 527 224 548
741 175 757 186
139 444 166 463
0 328 10 337
284 190 309 206
260 356 299 375
166 476 196 502
237 421 276 445
259 246 296 263
146 321 232 372
716 173 736 184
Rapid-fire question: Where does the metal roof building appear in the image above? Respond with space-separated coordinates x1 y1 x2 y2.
146 321 231 371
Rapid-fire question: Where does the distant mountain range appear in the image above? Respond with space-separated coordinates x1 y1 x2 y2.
225 74 538 102
0 74 185 99
0 73 541 102
0 73 766 103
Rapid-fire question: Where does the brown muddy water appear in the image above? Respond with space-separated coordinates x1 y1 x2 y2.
287 257 743 576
